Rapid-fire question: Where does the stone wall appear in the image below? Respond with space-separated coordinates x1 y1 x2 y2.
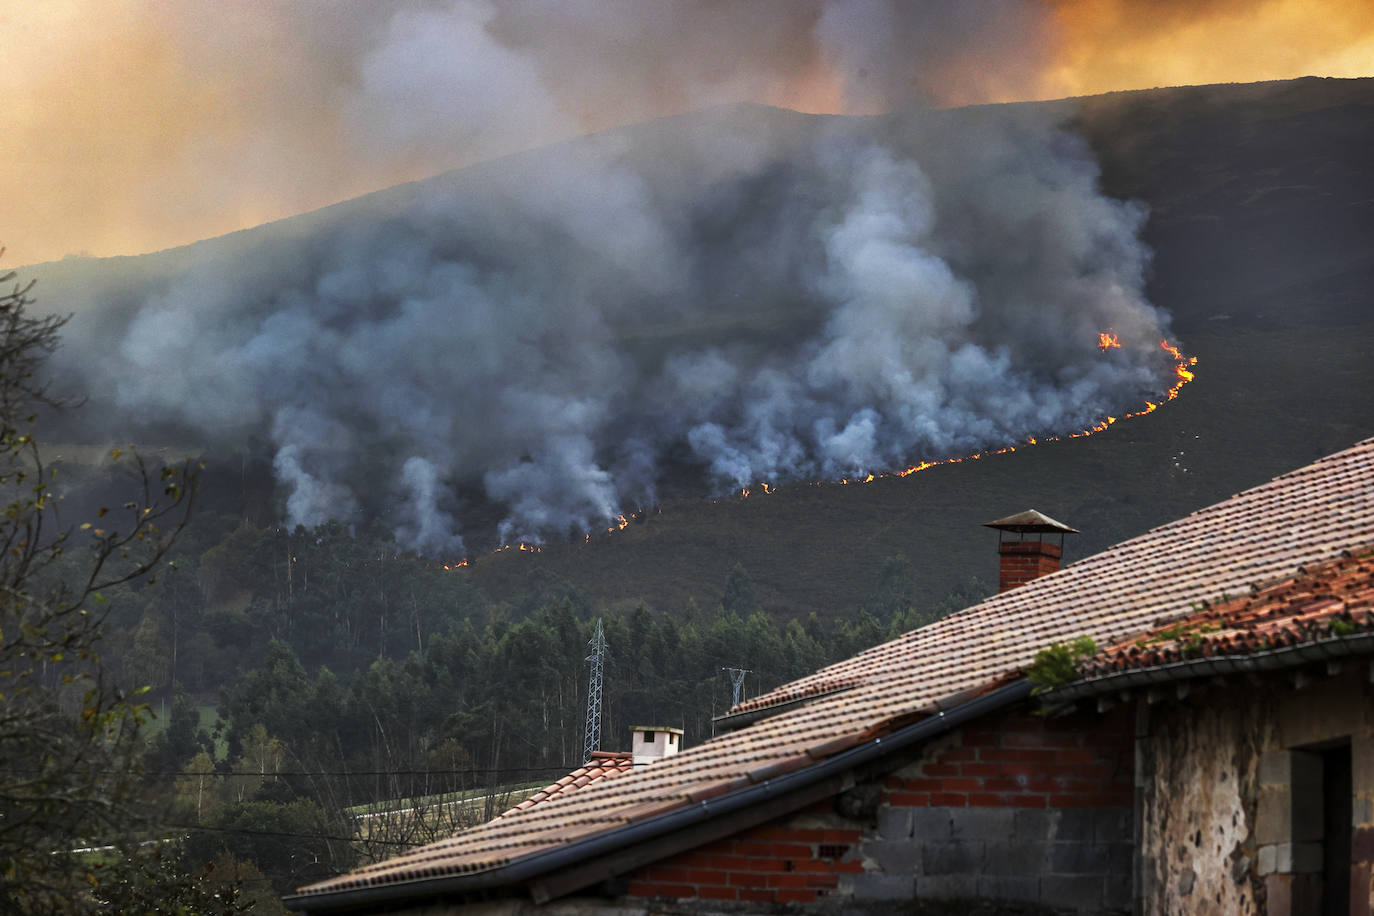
1135 688 1272 915
1138 664 1374 916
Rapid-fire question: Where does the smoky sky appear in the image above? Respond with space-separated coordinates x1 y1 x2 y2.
10 1 1374 267
7 0 1059 266
42 100 1174 556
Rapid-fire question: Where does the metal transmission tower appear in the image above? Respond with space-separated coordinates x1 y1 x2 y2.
722 667 752 708
583 618 608 763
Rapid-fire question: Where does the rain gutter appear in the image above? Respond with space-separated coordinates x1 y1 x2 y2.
712 686 856 734
1046 631 1374 703
285 678 1034 914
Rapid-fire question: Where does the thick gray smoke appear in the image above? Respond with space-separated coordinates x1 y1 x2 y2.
44 101 1174 556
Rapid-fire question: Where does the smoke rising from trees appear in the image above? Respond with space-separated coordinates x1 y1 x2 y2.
45 101 1174 555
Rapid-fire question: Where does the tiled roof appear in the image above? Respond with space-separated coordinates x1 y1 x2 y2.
1078 545 1374 676
504 752 634 815
735 437 1374 716
294 437 1374 905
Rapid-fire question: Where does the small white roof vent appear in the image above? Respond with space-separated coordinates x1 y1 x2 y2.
629 726 684 767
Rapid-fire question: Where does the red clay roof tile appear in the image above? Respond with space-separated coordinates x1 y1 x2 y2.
1079 546 1374 676
503 751 634 815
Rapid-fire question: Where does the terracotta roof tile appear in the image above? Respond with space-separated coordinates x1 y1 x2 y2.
1079 546 1374 676
503 751 634 815
296 437 1374 900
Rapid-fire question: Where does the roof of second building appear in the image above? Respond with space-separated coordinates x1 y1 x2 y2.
504 751 634 816
291 437 1374 909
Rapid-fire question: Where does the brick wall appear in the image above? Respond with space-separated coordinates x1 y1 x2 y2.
622 707 1134 912
998 540 1063 592
624 818 864 905
882 708 1133 811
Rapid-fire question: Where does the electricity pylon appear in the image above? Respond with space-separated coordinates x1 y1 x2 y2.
722 666 752 707
583 618 608 763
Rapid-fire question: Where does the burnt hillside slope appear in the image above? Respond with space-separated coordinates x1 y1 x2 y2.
462 77 1374 617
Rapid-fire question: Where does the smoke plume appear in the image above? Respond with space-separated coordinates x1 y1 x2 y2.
44 99 1175 554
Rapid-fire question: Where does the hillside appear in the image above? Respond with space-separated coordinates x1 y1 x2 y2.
27 76 1374 622
460 77 1374 616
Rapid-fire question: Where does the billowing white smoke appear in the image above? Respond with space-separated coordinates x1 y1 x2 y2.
48 103 1172 556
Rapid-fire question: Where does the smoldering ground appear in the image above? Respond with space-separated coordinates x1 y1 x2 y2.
39 102 1175 556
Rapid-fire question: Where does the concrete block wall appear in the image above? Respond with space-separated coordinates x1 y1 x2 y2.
621 707 1133 913
1256 746 1324 912
865 708 1134 912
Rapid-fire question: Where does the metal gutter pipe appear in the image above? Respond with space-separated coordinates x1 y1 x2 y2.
286 679 1034 914
1047 632 1374 702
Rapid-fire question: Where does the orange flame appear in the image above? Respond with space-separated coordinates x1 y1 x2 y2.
450 338 1197 569
745 338 1197 490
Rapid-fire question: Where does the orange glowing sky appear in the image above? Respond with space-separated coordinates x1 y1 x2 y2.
1042 0 1374 100
3 0 1371 267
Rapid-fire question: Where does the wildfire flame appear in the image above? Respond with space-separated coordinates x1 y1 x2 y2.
769 337 1195 486
442 335 1197 570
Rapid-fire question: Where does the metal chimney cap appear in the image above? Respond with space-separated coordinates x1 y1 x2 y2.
984 509 1078 534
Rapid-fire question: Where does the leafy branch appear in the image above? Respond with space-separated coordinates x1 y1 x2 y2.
1025 635 1097 695
0 258 199 912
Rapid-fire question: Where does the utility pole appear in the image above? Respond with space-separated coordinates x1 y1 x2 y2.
722 667 752 708
583 618 608 763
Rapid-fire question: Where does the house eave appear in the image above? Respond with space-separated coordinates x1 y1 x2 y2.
1046 631 1374 703
712 685 856 733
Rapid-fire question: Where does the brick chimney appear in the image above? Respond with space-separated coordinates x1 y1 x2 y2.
630 726 683 767
984 509 1078 593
